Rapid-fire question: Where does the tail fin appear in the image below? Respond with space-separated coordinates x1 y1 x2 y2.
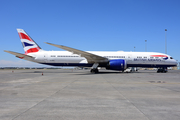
17 29 42 54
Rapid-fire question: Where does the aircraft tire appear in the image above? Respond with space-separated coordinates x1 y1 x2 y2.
90 69 99 74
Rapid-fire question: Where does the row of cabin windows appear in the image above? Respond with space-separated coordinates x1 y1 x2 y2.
50 55 171 59
50 55 126 58
137 56 166 59
137 56 149 58
50 55 79 57
51 55 125 58
104 56 125 58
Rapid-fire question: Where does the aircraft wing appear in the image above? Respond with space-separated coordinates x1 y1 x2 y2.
4 50 34 59
45 42 108 63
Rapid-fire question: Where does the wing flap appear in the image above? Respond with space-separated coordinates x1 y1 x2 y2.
45 42 108 63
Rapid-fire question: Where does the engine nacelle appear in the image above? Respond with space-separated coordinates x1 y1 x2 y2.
106 59 127 71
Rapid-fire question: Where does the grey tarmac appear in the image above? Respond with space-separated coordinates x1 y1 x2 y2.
0 69 180 120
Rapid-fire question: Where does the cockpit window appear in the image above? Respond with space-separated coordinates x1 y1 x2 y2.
170 57 173 59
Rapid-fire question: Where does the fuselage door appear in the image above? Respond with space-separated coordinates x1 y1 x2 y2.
128 54 133 64
43 53 48 63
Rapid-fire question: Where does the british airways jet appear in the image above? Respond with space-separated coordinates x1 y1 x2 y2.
4 29 177 73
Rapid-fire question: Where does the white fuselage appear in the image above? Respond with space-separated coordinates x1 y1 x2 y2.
26 51 177 68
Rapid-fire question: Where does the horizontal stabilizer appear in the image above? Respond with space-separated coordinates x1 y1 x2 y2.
45 42 108 63
4 50 34 59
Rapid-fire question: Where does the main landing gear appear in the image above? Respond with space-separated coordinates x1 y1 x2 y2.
90 63 99 74
157 67 168 73
90 69 99 73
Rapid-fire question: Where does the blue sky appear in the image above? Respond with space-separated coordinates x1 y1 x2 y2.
0 0 180 67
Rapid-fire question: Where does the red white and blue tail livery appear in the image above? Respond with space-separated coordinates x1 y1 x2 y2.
4 29 178 73
17 29 41 54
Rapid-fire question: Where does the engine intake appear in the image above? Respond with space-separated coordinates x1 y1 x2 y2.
106 59 127 71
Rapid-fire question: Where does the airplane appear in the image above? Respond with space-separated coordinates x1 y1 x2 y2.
4 29 177 73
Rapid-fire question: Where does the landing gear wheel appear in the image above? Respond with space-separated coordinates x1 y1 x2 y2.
157 68 168 73
90 69 99 74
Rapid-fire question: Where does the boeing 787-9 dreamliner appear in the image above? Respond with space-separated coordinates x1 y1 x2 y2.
4 29 177 73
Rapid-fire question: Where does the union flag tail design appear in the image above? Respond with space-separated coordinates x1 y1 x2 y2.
17 29 41 54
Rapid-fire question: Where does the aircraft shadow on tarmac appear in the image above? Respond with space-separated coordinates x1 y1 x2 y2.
21 70 179 75
21 70 134 75
74 71 141 75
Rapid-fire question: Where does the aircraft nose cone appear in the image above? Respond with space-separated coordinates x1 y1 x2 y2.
174 60 178 66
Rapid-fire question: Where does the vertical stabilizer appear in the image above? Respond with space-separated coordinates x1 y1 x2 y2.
17 29 42 54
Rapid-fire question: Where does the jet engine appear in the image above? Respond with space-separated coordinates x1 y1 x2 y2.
106 59 127 71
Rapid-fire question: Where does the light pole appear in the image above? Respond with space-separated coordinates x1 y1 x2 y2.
134 46 135 52
165 29 167 54
145 40 147 52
